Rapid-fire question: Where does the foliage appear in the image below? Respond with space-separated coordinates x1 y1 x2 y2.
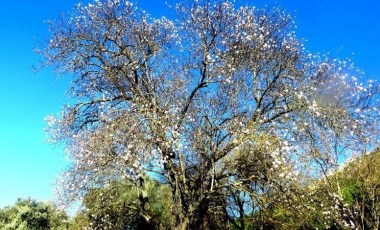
0 198 68 230
70 177 174 230
288 150 380 230
68 212 89 230
38 0 380 228
335 150 380 229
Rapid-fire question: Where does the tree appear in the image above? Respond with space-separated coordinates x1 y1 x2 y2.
0 198 68 230
70 177 174 229
38 0 380 228
333 150 380 229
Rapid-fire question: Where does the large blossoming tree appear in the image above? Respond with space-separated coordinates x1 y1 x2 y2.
39 0 380 228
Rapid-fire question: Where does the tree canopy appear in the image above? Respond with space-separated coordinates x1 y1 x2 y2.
335 150 380 229
0 198 68 230
38 0 380 229
69 177 174 230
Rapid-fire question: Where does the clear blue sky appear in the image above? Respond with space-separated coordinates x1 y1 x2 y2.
0 0 379 208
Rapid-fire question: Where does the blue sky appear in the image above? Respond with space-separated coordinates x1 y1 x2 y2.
0 0 379 208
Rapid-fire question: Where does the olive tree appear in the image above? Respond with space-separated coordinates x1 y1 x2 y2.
38 0 380 228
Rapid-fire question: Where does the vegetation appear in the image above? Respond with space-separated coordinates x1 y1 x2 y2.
0 198 68 230
32 0 380 228
2 152 380 229
70 177 174 230
334 150 380 229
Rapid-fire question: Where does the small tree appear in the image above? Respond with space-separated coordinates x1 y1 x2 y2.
335 150 380 229
0 198 68 230
72 177 174 230
38 0 380 228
